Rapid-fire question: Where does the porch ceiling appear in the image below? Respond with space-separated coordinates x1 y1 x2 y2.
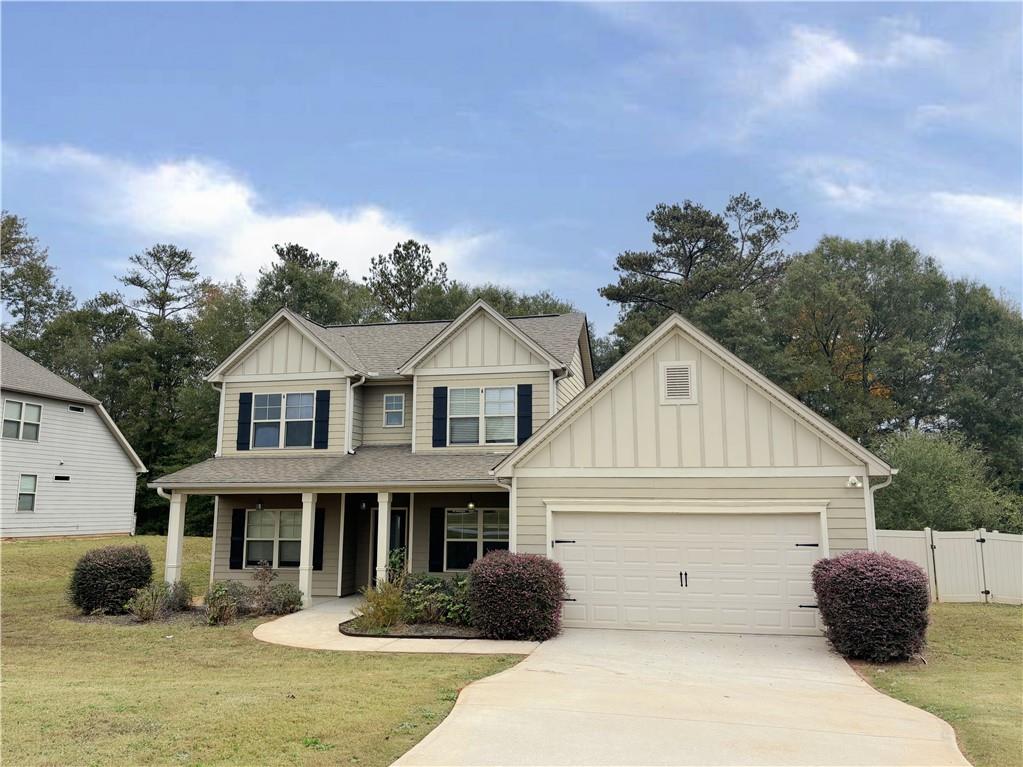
150 445 504 490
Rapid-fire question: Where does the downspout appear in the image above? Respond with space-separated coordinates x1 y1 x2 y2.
213 382 225 457
156 487 172 502
494 476 517 553
865 468 898 552
551 367 570 414
346 375 366 454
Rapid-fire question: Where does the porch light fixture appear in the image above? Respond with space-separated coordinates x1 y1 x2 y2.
359 500 368 511
256 498 264 511
466 496 476 511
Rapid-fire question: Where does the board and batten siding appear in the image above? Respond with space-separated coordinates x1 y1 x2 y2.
514 476 868 556
418 310 547 369
226 320 344 376
0 392 138 537
220 379 346 456
414 371 550 453
556 344 586 410
361 384 413 445
521 327 859 470
211 494 341 597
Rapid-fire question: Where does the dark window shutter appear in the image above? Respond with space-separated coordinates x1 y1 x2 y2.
313 507 325 570
236 392 253 451
229 509 246 569
432 387 448 447
429 507 445 572
314 390 330 449
517 384 533 445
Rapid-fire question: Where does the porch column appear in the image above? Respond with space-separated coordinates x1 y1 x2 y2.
375 491 391 585
164 492 188 584
299 492 316 607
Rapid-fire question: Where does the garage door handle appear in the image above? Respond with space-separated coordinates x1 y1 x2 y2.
679 571 687 588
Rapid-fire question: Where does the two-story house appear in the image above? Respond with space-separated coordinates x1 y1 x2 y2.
1 341 146 538
154 300 892 636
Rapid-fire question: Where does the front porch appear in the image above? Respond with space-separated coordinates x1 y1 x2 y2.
163 489 510 606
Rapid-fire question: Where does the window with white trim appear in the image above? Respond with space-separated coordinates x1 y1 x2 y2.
245 509 302 567
251 393 315 449
3 400 41 441
17 474 37 512
444 508 509 570
383 393 405 428
447 387 516 446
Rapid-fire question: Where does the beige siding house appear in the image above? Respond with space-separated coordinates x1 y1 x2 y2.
153 302 891 636
1 342 146 538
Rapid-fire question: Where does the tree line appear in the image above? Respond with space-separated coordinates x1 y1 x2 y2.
2 194 1020 535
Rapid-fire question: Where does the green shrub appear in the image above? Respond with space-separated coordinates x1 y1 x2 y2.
166 580 193 612
875 431 1022 533
354 580 405 630
204 581 240 625
68 545 153 614
125 582 170 622
266 582 303 615
402 574 471 626
387 547 407 583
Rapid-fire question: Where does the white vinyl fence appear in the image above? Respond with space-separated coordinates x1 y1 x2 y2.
876 528 1023 605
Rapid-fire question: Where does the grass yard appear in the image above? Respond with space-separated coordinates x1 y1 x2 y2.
855 602 1023 767
1 535 518 766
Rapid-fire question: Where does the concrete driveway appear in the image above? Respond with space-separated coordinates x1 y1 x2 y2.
395 629 968 766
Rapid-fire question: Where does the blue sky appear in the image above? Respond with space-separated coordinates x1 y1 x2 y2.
3 2 1020 333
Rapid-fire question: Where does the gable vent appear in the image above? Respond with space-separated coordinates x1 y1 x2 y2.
661 362 697 404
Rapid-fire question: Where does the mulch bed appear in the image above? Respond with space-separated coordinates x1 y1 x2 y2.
339 617 482 639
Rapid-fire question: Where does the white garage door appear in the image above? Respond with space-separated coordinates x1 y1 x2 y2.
553 511 822 635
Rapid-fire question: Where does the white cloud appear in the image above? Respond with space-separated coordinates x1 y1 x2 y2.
4 144 495 287
767 26 862 107
788 156 880 210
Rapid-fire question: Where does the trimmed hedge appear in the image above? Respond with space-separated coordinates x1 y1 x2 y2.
468 550 565 641
812 551 929 662
69 545 153 614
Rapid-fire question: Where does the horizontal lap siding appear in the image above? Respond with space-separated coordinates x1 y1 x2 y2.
351 384 363 448
414 372 550 453
221 379 346 456
361 384 412 445
0 393 138 537
211 494 341 597
556 347 586 410
514 476 867 556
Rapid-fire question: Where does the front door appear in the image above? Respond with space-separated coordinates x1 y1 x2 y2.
390 507 408 553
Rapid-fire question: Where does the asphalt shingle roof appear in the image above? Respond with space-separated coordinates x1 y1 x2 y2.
297 312 587 373
1 341 100 405
152 445 502 488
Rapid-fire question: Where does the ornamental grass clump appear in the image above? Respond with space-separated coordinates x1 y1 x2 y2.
468 550 566 641
812 551 930 662
68 544 153 615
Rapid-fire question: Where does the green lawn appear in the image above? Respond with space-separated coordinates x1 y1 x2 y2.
1 535 517 766
856 602 1023 767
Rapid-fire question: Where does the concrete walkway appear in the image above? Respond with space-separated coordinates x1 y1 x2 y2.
395 629 969 766
252 597 539 654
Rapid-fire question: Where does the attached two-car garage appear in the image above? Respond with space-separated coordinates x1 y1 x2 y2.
551 505 824 636
495 315 893 638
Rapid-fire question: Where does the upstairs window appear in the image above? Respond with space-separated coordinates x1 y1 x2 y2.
3 400 41 441
252 394 282 448
447 387 516 446
383 393 405 428
251 393 314 448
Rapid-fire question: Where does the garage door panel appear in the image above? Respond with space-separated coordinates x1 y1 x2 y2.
554 511 822 636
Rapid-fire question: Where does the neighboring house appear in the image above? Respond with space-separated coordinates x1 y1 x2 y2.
1 341 146 538
153 301 892 635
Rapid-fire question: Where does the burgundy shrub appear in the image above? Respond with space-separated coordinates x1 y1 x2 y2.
812 551 929 662
468 550 566 641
